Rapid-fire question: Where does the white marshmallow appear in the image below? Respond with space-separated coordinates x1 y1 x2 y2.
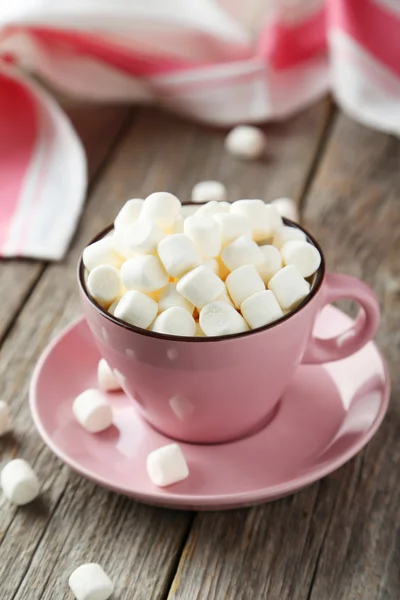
114 290 158 329
213 212 252 246
97 359 121 392
216 287 235 307
225 125 266 160
281 240 321 277
121 219 165 255
199 301 249 336
191 180 227 203
177 265 225 309
221 236 263 272
73 389 113 433
194 200 230 219
271 197 299 222
173 214 184 233
226 265 265 308
0 401 11 436
202 258 219 275
121 255 168 292
114 198 144 230
230 200 282 242
87 265 122 307
140 192 181 232
82 238 121 272
158 283 194 314
151 306 196 337
184 216 221 258
1 459 39 505
257 245 283 284
69 563 114 600
147 443 189 487
273 225 306 249
241 290 283 329
268 265 310 310
158 234 201 278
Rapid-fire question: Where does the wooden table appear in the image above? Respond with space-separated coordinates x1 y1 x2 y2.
1 99 399 599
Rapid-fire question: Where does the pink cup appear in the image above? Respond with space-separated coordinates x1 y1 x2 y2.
78 221 380 444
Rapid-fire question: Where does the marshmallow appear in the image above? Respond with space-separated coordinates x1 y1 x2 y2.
230 200 282 242
121 219 165 255
121 255 168 292
146 443 189 487
173 214 184 233
257 245 282 284
73 389 113 433
82 238 122 272
216 287 235 307
241 290 283 329
184 216 221 258
87 265 122 307
213 212 252 246
97 359 121 392
177 265 225 309
114 290 158 329
225 125 266 159
114 198 144 230
281 240 321 277
1 459 39 505
199 301 249 336
273 225 306 249
226 265 265 308
271 197 299 222
158 234 201 278
69 563 114 600
158 283 194 314
195 200 230 219
151 306 196 336
191 180 227 203
202 258 219 275
268 265 310 310
221 236 263 272
140 192 181 232
0 401 11 436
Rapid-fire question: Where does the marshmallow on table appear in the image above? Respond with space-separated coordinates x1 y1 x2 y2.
114 198 144 231
184 216 221 258
200 301 249 336
191 180 227 203
97 359 121 392
0 400 11 436
221 235 264 272
82 238 122 272
147 443 189 487
177 265 225 309
68 563 114 600
140 192 181 232
281 240 321 277
230 200 282 242
225 125 266 160
268 265 310 310
73 389 113 433
121 254 168 292
257 244 282 284
120 219 165 255
213 212 252 246
226 265 266 308
273 225 306 249
114 290 158 329
158 234 201 278
1 459 39 505
151 306 196 336
194 200 230 219
271 197 299 222
87 265 122 307
241 290 283 329
158 283 194 314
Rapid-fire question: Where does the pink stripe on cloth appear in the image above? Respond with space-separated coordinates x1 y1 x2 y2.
0 70 37 252
257 7 327 70
330 0 400 77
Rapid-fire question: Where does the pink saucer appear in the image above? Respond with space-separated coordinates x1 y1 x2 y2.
30 306 389 510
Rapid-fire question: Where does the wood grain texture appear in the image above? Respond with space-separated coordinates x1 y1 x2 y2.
167 115 400 600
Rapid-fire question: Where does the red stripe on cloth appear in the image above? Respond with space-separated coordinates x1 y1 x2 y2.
257 7 327 70
330 0 400 77
0 71 37 251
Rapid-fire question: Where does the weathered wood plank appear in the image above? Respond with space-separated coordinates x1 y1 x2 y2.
0 102 330 598
167 114 400 600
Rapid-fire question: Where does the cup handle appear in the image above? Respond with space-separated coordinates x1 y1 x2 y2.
302 272 380 364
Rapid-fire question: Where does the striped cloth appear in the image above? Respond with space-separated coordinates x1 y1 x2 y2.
0 0 399 259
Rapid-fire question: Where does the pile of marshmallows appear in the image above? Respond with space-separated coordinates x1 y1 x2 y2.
83 193 321 337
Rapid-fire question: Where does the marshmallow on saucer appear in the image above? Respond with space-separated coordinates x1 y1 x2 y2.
191 180 227 203
147 443 189 487
221 236 264 272
226 265 265 308
158 234 201 278
69 563 114 600
268 265 310 310
140 192 181 232
257 244 282 284
273 225 306 249
271 197 299 222
83 238 122 272
121 255 168 292
87 265 122 307
151 306 196 336
184 216 221 258
230 200 282 242
194 201 230 219
73 389 113 433
97 359 121 392
199 301 249 336
158 283 194 314
281 240 321 277
114 290 158 329
114 198 144 230
241 290 283 329
177 265 225 309
0 401 11 436
213 212 252 246
225 125 266 160
1 459 39 505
